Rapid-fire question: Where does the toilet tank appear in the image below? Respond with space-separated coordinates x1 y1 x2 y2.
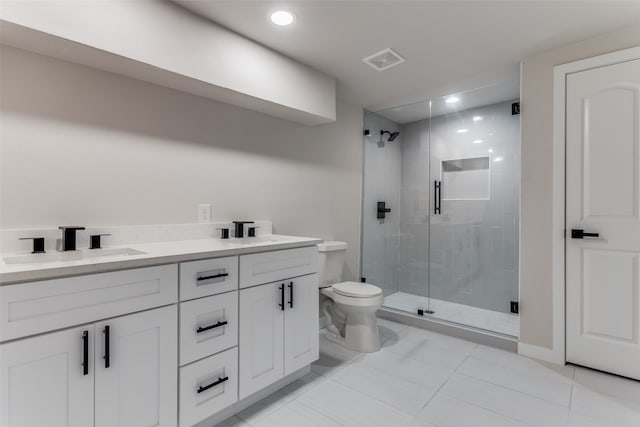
317 241 348 287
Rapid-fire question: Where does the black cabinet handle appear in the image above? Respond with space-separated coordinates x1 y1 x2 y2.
197 376 229 394
103 325 110 368
571 229 600 239
279 284 285 311
196 320 228 334
288 282 293 308
82 330 89 375
197 272 229 281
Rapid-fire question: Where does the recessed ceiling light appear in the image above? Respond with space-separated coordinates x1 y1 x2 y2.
457 129 468 133
270 10 295 26
445 97 460 104
488 148 494 153
473 140 483 144
473 116 483 122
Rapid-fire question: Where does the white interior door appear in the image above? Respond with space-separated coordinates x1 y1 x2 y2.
239 282 284 399
284 274 319 375
566 57 640 380
0 325 94 427
95 305 177 427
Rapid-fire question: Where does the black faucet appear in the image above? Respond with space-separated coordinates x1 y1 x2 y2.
232 221 254 238
58 226 85 251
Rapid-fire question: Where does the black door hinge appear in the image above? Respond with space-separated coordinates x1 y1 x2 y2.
510 301 519 314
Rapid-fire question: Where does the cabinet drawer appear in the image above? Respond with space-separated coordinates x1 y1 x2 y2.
239 246 318 288
179 347 238 427
179 292 238 366
179 256 238 301
0 264 178 342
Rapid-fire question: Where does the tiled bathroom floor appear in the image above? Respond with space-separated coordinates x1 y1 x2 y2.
384 291 520 337
218 319 640 427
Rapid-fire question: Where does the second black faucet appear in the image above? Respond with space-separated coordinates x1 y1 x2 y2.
232 221 254 238
58 226 85 251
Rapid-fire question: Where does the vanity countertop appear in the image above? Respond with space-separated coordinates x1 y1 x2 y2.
0 234 322 285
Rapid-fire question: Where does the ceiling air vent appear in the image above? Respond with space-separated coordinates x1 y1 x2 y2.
362 48 406 72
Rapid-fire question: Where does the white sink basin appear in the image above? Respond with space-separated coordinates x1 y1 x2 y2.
3 248 146 265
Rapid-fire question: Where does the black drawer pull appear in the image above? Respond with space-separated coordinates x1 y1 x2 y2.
197 376 229 394
81 330 89 375
279 284 285 311
197 272 229 281
196 320 228 334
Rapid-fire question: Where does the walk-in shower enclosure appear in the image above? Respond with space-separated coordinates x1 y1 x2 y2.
361 83 521 337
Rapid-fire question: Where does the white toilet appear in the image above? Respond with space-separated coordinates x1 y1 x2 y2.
318 241 383 353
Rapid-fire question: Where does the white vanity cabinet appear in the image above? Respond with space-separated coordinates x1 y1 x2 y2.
94 305 177 427
0 265 179 427
178 257 240 427
238 248 319 399
0 325 95 427
0 241 320 427
0 305 177 427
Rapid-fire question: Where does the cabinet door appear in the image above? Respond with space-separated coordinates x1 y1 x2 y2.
95 305 177 427
284 274 319 375
0 325 94 427
239 282 284 399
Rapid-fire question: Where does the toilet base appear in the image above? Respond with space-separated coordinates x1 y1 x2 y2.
325 310 381 353
322 292 382 353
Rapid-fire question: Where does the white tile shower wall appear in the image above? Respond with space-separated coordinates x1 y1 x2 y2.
427 100 520 313
361 112 402 295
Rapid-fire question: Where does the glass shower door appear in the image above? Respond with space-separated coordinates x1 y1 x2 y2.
427 86 520 336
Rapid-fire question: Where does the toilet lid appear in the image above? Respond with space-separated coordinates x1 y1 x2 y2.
332 281 383 298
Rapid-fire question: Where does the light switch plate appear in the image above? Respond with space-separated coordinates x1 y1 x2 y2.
198 204 211 223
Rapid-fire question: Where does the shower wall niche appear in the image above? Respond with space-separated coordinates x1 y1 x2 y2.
361 85 521 337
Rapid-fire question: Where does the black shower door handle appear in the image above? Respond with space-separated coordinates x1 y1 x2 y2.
434 181 442 214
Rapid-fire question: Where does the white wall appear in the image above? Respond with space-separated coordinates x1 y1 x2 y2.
520 25 640 350
0 46 362 280
0 0 336 125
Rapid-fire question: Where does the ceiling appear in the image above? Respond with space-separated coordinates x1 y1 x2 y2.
174 1 640 116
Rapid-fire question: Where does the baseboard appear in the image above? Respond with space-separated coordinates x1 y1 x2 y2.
194 366 311 427
517 342 565 365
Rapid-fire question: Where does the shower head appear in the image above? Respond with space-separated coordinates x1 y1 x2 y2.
380 130 400 142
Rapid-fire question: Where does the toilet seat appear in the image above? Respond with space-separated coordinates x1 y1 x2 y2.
332 281 382 298
321 286 384 308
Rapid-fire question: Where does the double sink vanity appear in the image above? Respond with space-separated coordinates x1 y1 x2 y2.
0 222 321 427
